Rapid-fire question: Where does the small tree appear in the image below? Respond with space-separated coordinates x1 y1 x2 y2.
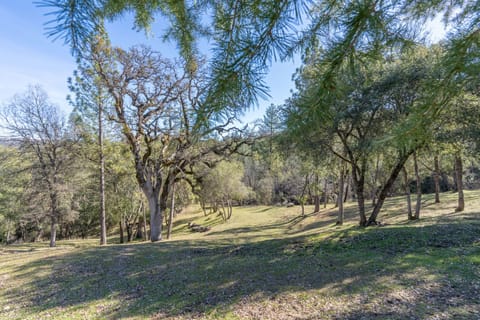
198 161 250 221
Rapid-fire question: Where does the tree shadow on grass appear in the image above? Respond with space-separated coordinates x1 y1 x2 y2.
205 210 327 239
3 221 480 319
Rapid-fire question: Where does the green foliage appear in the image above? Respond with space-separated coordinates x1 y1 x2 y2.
0 146 30 242
37 0 480 124
198 160 251 218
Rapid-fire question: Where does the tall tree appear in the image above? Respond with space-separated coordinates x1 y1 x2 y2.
0 86 76 247
91 43 249 241
69 38 111 245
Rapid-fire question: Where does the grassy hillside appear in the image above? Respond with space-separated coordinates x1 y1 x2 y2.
1 191 479 319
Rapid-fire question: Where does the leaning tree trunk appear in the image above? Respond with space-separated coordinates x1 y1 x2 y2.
227 199 233 220
455 154 464 212
343 172 350 203
167 182 176 240
413 151 421 220
402 166 413 220
433 154 441 204
368 149 414 225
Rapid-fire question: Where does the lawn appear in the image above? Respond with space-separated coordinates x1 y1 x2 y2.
1 191 479 319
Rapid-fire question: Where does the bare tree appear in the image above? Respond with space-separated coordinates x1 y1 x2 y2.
0 86 75 247
91 43 249 241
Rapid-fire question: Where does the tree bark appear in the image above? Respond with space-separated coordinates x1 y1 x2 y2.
337 166 345 225
167 182 175 239
300 174 309 217
323 178 328 208
49 215 57 247
413 151 421 219
371 154 381 207
455 154 464 212
143 204 148 241
126 222 133 242
147 193 163 241
220 199 227 221
49 192 58 247
351 163 367 226
119 220 125 244
402 166 413 220
200 199 208 216
368 149 414 225
343 172 350 203
433 154 441 203
99 98 107 245
314 173 320 213
227 199 233 220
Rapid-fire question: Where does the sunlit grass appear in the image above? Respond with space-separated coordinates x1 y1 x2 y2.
1 190 479 319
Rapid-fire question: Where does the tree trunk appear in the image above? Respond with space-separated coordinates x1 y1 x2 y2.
343 172 350 203
433 154 441 204
137 219 143 239
49 216 56 247
167 182 175 239
413 151 421 219
337 166 345 225
143 204 148 241
371 154 381 207
126 223 133 242
455 154 464 212
313 195 320 212
402 166 413 220
300 174 309 216
220 199 227 221
200 199 208 216
119 220 125 244
323 178 328 208
99 98 107 245
49 193 58 247
147 193 163 242
351 164 367 226
35 227 43 242
368 149 414 225
313 173 320 212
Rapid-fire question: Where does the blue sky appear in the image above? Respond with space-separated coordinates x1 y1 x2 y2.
0 2 448 125
0 2 298 124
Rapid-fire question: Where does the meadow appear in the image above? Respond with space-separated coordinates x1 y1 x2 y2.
1 191 479 319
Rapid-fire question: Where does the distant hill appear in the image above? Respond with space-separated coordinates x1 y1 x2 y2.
0 136 17 147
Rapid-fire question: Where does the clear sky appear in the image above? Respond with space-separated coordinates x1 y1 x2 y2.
0 2 448 126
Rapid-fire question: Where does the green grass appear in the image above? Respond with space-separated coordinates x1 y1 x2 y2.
1 191 480 319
